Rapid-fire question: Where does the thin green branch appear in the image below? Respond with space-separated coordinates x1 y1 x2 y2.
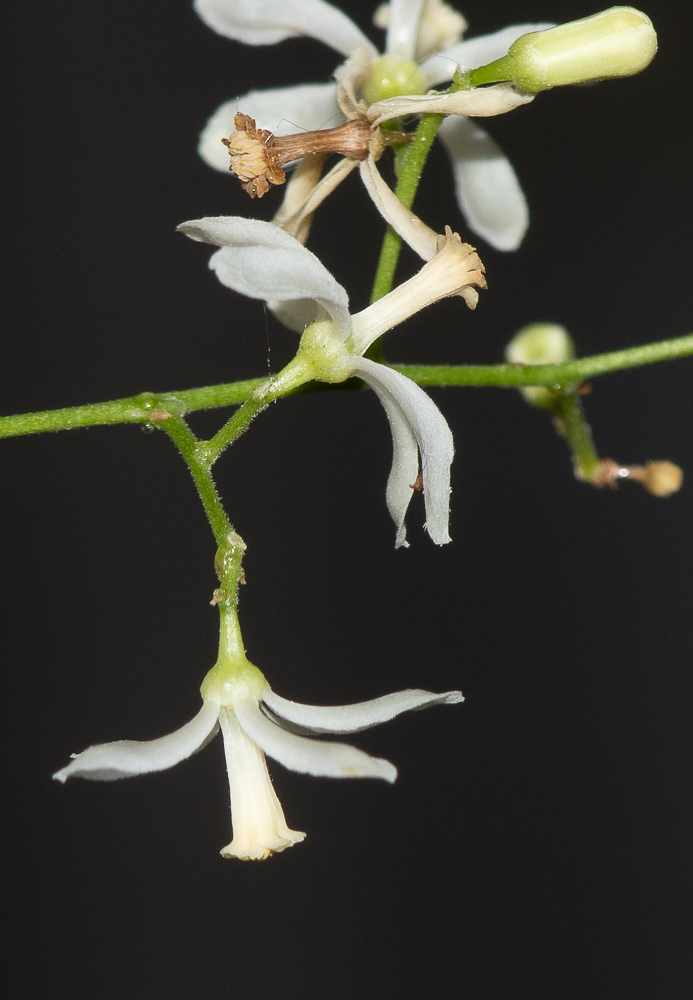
392 334 693 388
370 112 445 306
157 411 232 549
552 394 603 481
159 410 248 601
1 335 691 442
0 381 266 440
205 395 268 466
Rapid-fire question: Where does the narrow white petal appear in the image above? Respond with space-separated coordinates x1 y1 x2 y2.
218 707 305 860
177 216 351 336
353 358 418 547
438 116 528 251
358 156 439 262
199 84 343 172
352 358 453 546
274 156 359 245
234 693 397 782
194 0 377 57
334 48 374 118
52 700 220 782
385 0 425 59
268 154 358 327
264 687 464 733
420 22 555 86
367 81 534 126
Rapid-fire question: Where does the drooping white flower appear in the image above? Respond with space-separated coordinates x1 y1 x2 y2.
195 0 552 250
54 607 463 860
178 215 485 546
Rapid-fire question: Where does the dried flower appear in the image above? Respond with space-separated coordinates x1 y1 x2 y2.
195 0 553 250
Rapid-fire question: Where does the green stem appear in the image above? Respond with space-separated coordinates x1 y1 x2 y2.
552 394 602 480
158 411 232 550
391 335 693 387
1 335 691 441
0 381 265 440
205 396 267 466
370 112 445 306
162 411 248 600
455 56 514 91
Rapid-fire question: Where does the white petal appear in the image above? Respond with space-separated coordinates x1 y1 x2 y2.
234 692 397 782
52 700 220 782
177 216 351 336
413 0 467 61
420 22 555 86
266 299 329 334
199 83 343 172
367 81 534 125
438 116 528 251
348 229 485 355
274 156 359 245
385 0 425 59
352 358 418 547
334 48 374 118
264 687 464 733
358 156 439 262
351 358 454 546
193 0 377 57
218 707 305 860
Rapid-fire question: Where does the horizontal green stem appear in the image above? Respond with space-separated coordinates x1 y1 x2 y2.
0 380 266 440
1 335 691 441
392 334 693 388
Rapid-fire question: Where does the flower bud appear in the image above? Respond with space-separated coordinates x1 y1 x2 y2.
506 323 575 408
628 460 683 497
507 8 657 92
362 55 427 104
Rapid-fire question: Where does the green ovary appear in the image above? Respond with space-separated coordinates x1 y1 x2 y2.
362 55 427 104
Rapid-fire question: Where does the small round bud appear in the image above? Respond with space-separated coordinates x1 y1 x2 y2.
637 460 683 497
506 323 575 409
363 55 427 104
507 7 657 92
506 323 575 365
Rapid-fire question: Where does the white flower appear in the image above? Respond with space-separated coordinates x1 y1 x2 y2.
178 215 485 546
195 0 552 250
54 610 463 860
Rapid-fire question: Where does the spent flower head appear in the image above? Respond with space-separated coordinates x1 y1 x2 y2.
195 0 553 251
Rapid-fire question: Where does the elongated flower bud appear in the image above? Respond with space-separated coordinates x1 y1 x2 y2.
507 8 657 92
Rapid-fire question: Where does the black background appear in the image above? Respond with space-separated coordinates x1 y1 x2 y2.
3 2 693 998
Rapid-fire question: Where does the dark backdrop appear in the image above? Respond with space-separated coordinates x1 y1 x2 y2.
3 2 692 998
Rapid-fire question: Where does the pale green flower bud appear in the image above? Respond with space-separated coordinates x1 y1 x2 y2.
362 54 427 104
506 323 575 409
507 8 657 92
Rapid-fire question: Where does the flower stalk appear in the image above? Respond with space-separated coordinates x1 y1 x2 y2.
552 392 604 483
